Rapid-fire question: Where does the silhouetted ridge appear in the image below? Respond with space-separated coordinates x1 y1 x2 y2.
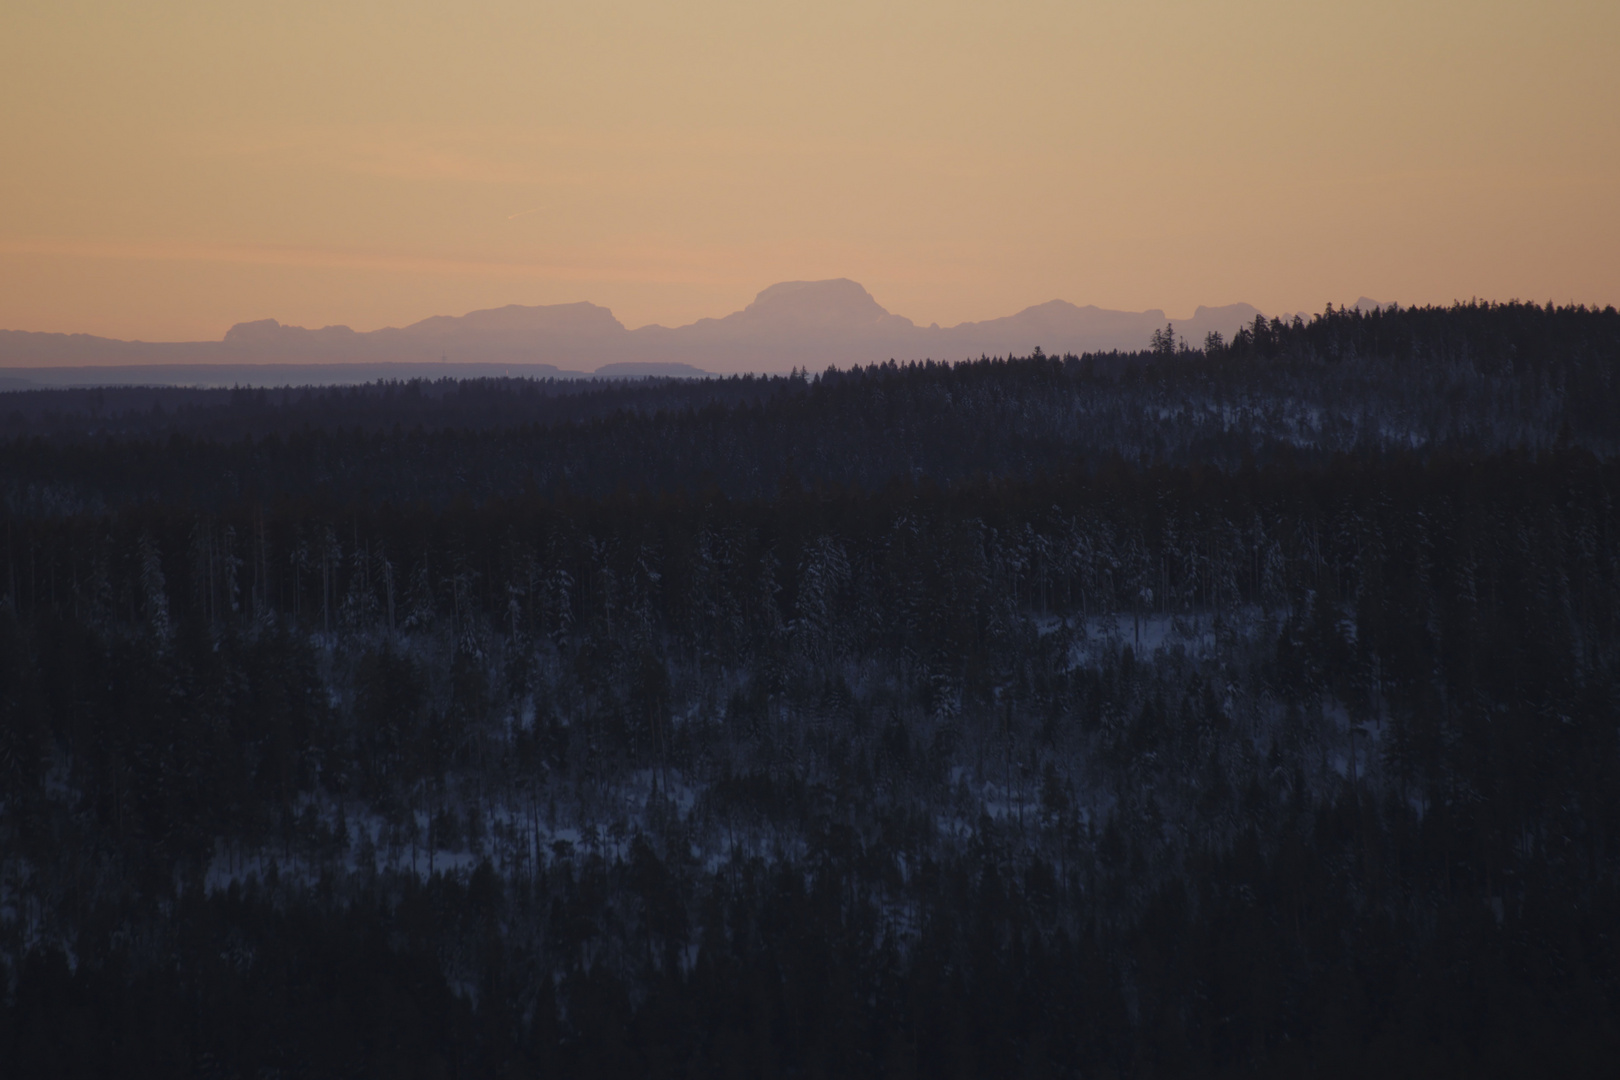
2 279 1286 376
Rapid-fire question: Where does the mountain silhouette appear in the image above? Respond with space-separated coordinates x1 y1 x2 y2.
1 281 1282 383
717 279 915 332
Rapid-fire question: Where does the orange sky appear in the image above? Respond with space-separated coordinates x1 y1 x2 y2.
3 0 1616 341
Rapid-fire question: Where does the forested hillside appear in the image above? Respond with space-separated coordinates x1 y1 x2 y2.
2 301 1619 1077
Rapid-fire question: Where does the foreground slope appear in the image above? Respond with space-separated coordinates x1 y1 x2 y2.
2 301 1618 1077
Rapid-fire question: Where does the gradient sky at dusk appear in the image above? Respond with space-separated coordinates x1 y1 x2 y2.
3 0 1616 341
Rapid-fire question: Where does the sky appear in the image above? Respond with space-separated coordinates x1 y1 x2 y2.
2 0 1616 341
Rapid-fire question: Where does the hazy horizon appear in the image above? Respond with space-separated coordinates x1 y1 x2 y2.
5 279 1301 343
0 278 1303 378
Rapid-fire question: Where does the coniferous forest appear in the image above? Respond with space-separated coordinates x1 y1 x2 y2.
3 301 1620 1077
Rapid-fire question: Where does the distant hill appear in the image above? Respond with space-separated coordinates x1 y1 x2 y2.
0 362 587 390
1 280 1285 383
591 362 712 380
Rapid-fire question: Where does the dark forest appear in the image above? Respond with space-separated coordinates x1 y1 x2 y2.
3 302 1619 1077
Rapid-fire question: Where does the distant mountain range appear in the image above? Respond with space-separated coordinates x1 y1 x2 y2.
0 280 1307 387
